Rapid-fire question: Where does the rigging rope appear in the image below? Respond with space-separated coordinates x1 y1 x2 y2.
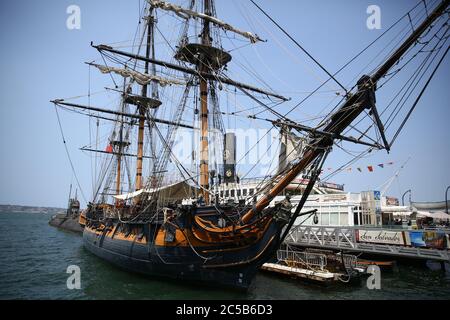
390 44 449 146
281 0 433 120
249 0 348 94
54 105 88 203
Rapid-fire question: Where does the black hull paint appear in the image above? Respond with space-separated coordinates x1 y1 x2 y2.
82 221 282 290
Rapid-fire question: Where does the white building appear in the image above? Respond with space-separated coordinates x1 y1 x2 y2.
296 192 404 227
217 179 403 227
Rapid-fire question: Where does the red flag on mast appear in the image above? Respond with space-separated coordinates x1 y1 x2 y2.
106 144 113 153
367 166 374 172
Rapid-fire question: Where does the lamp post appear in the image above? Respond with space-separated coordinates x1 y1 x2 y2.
402 189 411 206
446 185 449 214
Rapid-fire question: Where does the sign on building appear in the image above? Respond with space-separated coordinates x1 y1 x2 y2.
356 230 406 245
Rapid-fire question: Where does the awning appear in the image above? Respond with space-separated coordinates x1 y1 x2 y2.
113 189 145 201
382 205 410 212
392 211 413 216
411 201 450 211
414 211 450 219
113 180 198 201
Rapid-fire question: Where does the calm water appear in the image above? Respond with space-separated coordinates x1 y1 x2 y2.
1 211 449 300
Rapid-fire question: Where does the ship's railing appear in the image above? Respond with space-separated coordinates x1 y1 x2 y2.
277 249 327 271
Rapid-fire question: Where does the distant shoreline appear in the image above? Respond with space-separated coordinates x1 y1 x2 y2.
0 204 64 215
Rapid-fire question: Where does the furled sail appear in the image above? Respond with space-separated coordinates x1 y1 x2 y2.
148 0 263 43
278 126 304 174
90 63 185 87
113 180 198 201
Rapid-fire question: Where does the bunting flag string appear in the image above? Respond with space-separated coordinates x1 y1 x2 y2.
320 161 395 174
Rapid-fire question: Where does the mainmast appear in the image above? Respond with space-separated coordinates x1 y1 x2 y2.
115 79 128 205
115 105 124 203
136 6 160 192
199 0 212 204
111 74 132 206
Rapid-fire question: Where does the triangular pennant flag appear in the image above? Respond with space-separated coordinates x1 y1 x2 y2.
106 144 113 153
387 161 394 165
357 168 362 172
367 166 374 172
378 164 384 168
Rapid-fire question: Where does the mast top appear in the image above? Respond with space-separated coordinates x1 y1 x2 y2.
175 43 232 70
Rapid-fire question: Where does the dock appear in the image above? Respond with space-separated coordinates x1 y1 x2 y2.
261 247 366 284
261 263 337 283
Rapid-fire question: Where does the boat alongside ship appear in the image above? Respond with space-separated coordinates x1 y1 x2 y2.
48 213 83 234
48 186 84 234
51 0 449 290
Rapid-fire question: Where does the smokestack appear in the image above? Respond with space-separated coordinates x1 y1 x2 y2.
223 132 236 183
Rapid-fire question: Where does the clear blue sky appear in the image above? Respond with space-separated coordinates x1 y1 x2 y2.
0 0 449 208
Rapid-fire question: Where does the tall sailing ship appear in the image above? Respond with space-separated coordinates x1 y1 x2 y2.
52 0 449 289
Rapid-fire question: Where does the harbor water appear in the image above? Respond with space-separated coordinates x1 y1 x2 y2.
1 211 449 300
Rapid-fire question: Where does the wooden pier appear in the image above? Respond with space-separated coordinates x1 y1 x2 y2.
261 263 337 282
261 248 366 284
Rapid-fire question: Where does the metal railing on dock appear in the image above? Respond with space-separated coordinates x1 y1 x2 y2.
277 249 327 271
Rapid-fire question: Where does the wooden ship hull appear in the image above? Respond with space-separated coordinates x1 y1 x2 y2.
82 205 288 289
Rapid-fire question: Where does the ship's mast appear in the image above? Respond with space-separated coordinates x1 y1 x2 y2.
136 7 155 192
116 124 123 202
115 79 127 205
199 0 211 204
149 7 159 181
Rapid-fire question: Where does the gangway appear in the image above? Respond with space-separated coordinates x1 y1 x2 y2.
286 225 450 262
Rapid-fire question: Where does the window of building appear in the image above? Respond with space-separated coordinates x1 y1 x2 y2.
320 213 330 225
353 212 359 225
243 189 247 196
330 212 339 225
340 213 348 226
